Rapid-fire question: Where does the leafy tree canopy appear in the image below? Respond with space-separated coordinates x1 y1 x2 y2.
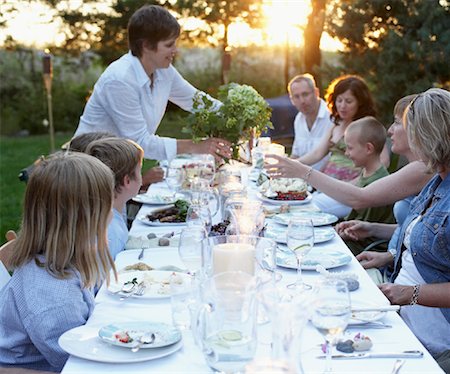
326 0 450 123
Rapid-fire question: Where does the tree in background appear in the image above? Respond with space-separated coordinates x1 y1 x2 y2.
168 0 265 84
326 0 450 123
304 0 327 91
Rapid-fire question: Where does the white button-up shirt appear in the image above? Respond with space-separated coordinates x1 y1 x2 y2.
291 99 334 170
76 52 205 160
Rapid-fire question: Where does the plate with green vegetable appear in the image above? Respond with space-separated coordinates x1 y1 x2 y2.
137 200 189 226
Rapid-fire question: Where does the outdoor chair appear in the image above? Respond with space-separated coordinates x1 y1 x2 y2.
0 230 17 272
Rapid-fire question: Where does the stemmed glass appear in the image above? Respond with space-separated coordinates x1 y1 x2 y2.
311 279 351 373
286 218 314 291
186 204 213 233
178 226 207 277
198 154 216 185
165 166 184 198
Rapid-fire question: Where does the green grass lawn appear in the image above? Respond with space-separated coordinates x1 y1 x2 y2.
0 111 188 245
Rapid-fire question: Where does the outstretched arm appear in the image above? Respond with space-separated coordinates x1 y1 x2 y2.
266 156 431 209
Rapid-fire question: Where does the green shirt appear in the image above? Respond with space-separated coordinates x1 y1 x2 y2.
345 165 395 255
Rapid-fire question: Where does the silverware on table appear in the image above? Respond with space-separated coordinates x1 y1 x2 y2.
391 359 405 374
120 281 145 301
351 305 400 313
138 239 148 260
317 350 423 359
131 332 156 353
346 321 392 329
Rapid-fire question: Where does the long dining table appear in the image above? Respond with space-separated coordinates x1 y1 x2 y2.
61 164 443 374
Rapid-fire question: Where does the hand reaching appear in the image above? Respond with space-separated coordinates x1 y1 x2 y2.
265 154 304 179
335 220 373 241
356 251 393 269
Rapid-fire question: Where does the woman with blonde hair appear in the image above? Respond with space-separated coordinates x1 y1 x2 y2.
0 152 116 372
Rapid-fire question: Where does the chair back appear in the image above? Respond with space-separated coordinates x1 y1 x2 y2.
0 230 17 272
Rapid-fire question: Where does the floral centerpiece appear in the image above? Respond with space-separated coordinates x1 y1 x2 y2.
183 83 273 160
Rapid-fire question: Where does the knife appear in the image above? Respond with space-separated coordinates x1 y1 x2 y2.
351 305 400 313
317 350 423 359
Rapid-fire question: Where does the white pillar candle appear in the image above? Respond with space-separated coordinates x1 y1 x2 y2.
212 243 255 275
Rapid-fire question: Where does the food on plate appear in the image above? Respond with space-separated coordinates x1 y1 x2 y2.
123 262 153 272
260 178 308 200
146 200 189 223
114 330 134 344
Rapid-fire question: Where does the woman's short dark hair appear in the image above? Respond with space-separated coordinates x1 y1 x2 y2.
128 5 180 57
325 75 377 124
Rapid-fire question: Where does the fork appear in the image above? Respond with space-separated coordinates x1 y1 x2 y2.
120 282 145 301
138 238 148 260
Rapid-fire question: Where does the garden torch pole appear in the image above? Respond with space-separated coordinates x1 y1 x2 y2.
42 51 55 152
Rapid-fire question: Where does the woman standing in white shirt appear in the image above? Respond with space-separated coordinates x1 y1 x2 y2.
75 5 231 162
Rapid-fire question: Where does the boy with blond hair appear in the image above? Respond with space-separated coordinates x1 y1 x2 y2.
86 138 144 259
341 116 395 255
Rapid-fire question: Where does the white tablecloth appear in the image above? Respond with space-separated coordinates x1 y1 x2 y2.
61 170 443 373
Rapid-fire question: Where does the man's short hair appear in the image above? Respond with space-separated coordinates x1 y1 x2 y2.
287 73 316 94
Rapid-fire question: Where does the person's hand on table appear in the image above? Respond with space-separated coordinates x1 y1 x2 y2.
379 283 415 305
140 166 164 192
336 220 373 241
264 154 304 179
356 251 393 269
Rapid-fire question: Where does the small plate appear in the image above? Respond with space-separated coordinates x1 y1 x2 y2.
58 325 182 363
349 301 387 325
137 215 187 227
98 322 181 349
107 270 190 299
132 193 183 205
272 211 338 227
276 249 352 270
265 226 335 244
257 192 312 206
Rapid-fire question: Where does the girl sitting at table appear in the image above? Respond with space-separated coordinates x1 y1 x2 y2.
0 152 116 372
86 138 144 259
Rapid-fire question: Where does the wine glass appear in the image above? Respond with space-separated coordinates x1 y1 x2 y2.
186 204 213 233
198 154 216 185
165 166 184 198
286 218 314 291
178 226 207 276
311 279 350 373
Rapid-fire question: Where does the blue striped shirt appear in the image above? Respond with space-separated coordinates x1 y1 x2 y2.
0 257 95 372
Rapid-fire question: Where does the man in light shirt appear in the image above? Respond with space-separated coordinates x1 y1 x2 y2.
288 74 333 170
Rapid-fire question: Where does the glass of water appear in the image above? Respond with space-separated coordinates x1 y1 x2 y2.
286 218 314 291
311 279 350 373
178 226 207 276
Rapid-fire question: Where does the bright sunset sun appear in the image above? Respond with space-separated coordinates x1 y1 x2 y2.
1 0 342 51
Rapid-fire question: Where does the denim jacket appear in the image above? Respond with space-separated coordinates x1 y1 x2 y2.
390 173 450 323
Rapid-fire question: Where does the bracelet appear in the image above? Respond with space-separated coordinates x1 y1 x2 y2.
410 284 420 305
304 167 313 182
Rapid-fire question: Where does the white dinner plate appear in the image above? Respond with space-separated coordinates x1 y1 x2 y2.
59 325 182 363
98 322 181 349
272 211 338 227
348 300 388 325
137 215 187 227
132 193 183 205
256 191 312 206
276 248 352 270
265 226 335 244
107 270 191 299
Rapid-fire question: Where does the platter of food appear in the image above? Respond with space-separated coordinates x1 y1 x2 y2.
59 325 182 363
107 270 190 299
258 178 311 205
98 322 181 349
137 200 189 226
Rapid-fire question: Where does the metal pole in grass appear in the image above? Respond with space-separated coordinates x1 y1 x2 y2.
42 50 55 153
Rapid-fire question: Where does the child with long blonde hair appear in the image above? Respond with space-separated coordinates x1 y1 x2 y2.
0 152 117 372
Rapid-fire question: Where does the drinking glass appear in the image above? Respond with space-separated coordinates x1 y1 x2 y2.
286 218 314 291
165 166 184 198
186 204 213 233
311 279 350 373
178 226 207 276
197 154 216 185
